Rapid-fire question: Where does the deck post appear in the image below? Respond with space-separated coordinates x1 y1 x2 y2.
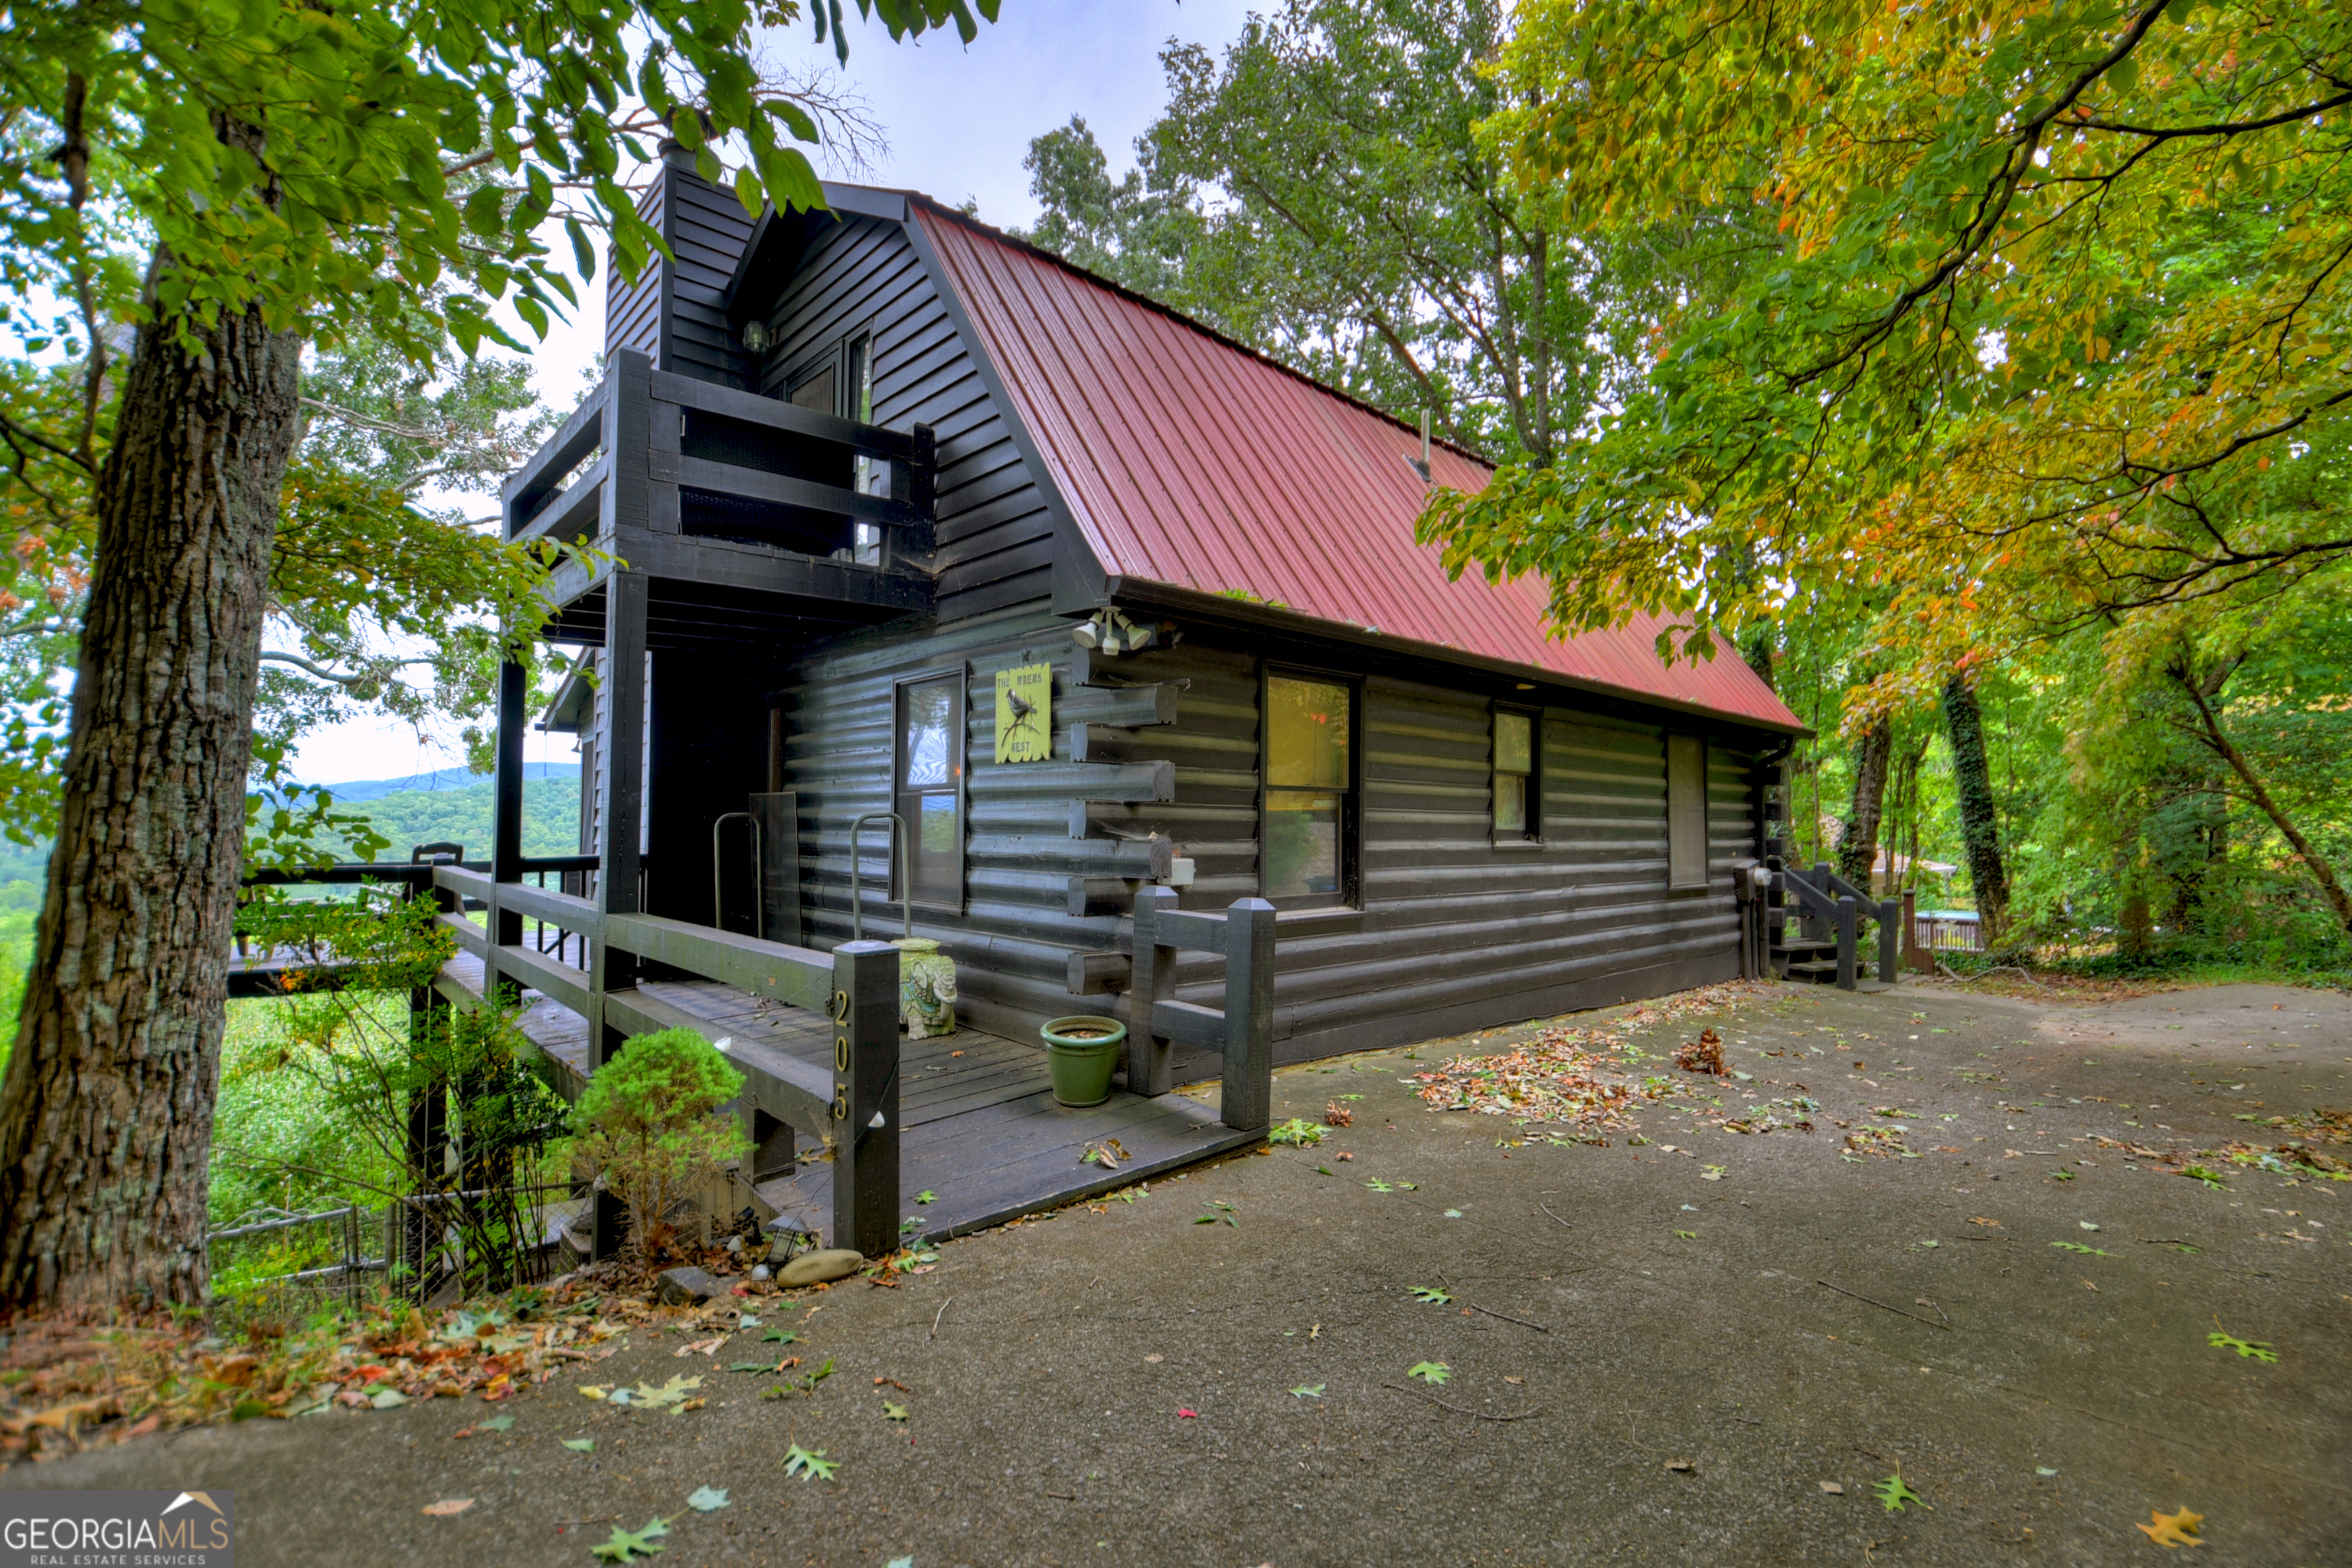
488 652 528 969
587 570 649 1256
1876 893 1900 983
1220 898 1276 1132
403 984 449 1301
829 939 901 1259
1835 896 1858 991
1127 887 1180 1096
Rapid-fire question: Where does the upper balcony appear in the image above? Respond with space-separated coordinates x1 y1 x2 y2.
500 349 936 626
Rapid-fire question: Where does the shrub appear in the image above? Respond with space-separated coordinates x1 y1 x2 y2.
570 1028 749 1260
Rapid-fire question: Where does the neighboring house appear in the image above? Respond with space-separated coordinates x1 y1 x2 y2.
518 152 1808 1070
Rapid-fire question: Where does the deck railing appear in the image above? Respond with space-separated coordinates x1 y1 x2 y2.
1776 864 1900 990
233 851 904 1261
1125 889 1278 1132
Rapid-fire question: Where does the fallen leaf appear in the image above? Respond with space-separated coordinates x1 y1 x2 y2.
675 1338 724 1358
1176 1407 1199 1418
1818 1481 1844 1494
881 1400 909 1421
563 1438 596 1452
914 1190 936 1204
369 1389 410 1410
479 1414 514 1432
2208 1331 2278 1363
2137 1506 2203 1548
1410 1285 1451 1305
782 1444 838 1481
1288 1384 1325 1400
1874 1475 1926 1513
760 1329 802 1344
1144 1354 1163 1364
421 1499 473 1517
1664 1459 1694 1472
686 1486 730 1513
590 1517 671 1562
1406 1362 1450 1386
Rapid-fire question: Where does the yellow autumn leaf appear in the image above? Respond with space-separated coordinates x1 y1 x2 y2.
2137 1506 2203 1549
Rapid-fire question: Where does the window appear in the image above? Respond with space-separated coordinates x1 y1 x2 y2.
1263 672 1357 908
1492 708 1538 841
846 333 882 565
1666 733 1708 890
896 675 965 908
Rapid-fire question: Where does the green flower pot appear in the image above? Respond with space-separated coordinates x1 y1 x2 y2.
1041 1014 1128 1107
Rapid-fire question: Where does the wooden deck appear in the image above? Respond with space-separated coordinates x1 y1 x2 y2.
436 950 1259 1246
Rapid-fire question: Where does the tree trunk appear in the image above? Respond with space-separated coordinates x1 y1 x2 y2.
0 255 302 1312
2174 664 2352 933
1942 675 2012 944
1837 717 1893 888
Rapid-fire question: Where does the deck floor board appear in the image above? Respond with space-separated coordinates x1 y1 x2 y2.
435 951 1254 1245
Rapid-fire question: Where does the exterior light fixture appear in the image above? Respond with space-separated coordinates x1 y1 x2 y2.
740 318 770 354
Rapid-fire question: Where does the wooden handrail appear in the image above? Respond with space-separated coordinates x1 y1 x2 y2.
1129 889 1277 1132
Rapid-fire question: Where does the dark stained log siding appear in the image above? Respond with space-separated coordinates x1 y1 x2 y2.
755 215 1056 622
769 614 1765 1060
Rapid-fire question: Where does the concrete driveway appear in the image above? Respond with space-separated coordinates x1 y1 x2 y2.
11 978 2349 1567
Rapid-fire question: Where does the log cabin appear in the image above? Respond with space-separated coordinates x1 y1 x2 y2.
513 149 1810 1088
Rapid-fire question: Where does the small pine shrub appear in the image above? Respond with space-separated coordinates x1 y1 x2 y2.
570 1028 750 1260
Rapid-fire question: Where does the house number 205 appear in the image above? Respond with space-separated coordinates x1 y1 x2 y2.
831 989 851 1119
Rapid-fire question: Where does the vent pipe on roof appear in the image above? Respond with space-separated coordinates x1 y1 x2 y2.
1409 410 1432 485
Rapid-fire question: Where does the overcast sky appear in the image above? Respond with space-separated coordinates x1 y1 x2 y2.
290 0 1255 787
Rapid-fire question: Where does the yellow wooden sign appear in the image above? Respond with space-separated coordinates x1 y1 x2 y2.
995 663 1053 763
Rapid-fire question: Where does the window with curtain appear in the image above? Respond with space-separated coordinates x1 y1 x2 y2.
1263 673 1355 908
1492 708 1537 841
1666 733 1708 890
896 675 965 908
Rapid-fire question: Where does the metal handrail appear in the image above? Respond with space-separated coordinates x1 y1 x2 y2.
713 811 764 942
848 812 912 942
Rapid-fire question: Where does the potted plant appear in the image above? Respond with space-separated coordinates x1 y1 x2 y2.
1040 1014 1128 1107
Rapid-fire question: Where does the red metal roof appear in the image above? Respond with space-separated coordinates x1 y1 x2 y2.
910 201 1805 733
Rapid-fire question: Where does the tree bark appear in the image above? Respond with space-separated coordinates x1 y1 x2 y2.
1942 675 2012 944
2174 663 2352 933
1837 717 1893 888
0 249 302 1312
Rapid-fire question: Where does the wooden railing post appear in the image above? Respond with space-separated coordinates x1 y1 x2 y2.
830 939 900 1259
1220 898 1276 1132
1128 887 1180 1097
1835 896 1858 991
1875 893 1900 983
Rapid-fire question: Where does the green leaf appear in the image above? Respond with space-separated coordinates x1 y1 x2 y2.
479 1414 514 1432
1269 1117 1325 1146
563 1439 596 1452
591 1517 671 1561
2050 1242 2109 1256
782 1444 838 1481
881 1399 909 1421
2208 1331 2278 1364
1289 1383 1325 1399
1674 1230 1697 1240
1406 1362 1449 1385
1873 1475 1925 1513
1410 1285 1451 1305
915 1190 936 1204
686 1486 730 1513
1364 1178 1394 1193
762 1329 802 1344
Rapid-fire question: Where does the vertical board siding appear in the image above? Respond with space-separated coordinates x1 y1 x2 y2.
771 614 1764 1057
664 173 759 389
604 180 665 364
755 214 1057 622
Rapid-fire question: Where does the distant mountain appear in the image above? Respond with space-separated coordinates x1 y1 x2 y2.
305 760 580 803
0 765 586 884
322 774 583 863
